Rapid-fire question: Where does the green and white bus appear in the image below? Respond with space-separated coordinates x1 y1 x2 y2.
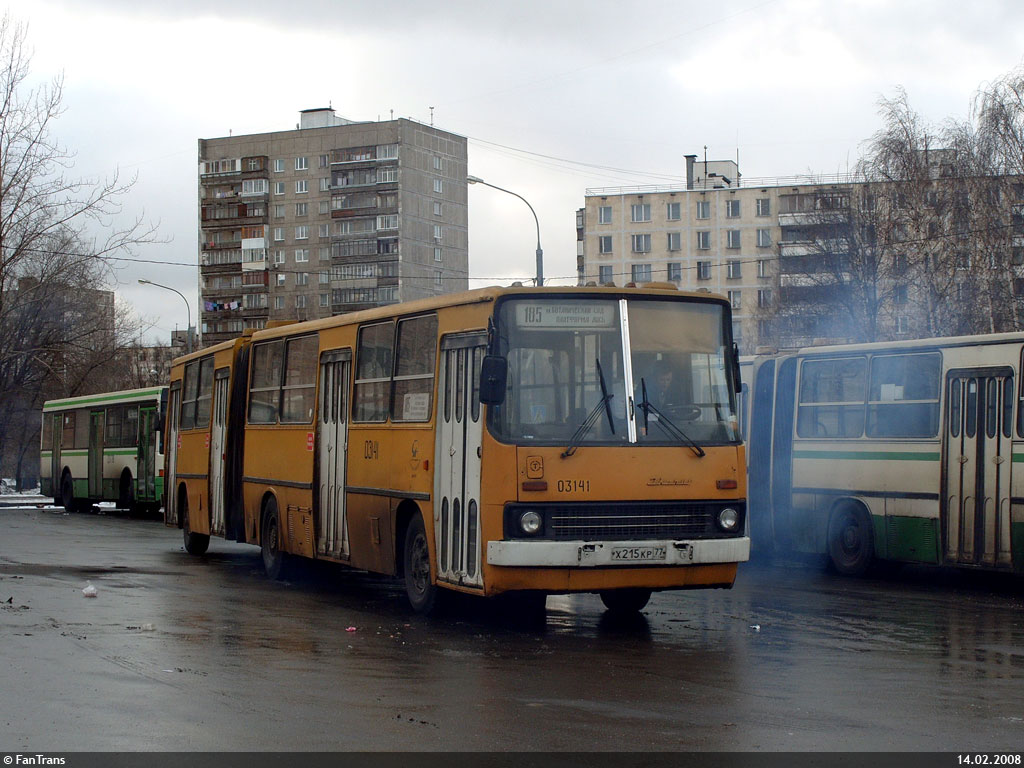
40 387 168 514
746 333 1024 575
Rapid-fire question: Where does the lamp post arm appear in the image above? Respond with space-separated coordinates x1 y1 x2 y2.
468 178 544 286
139 280 193 354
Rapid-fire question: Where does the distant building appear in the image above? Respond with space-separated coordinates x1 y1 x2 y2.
198 109 469 346
578 153 1024 351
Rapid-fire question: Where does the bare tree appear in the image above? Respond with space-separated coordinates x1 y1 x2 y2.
0 13 157 488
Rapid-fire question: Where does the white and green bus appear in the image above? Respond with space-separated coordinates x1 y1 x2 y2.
746 333 1024 575
40 387 168 514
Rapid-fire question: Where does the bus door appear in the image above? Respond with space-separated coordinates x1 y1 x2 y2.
209 369 230 536
50 413 62 495
138 405 158 500
943 368 1013 567
88 410 105 499
434 334 486 589
317 350 350 559
166 383 181 526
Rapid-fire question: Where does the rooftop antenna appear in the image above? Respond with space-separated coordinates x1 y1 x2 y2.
430 106 434 126
390 109 394 120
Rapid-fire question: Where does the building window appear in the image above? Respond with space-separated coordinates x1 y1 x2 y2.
272 227 284 242
296 295 307 309
295 248 309 262
273 296 284 310
320 177 330 192
434 225 443 242
274 159 285 173
599 235 613 254
728 260 742 279
667 202 681 221
697 231 710 250
377 214 398 230
598 205 613 224
756 198 770 216
598 265 613 283
630 204 651 223
726 199 740 218
631 234 651 253
379 167 397 183
319 154 329 168
274 250 285 265
295 202 308 217
727 230 741 249
295 157 308 171
433 179 443 194
319 271 330 284
433 201 443 216
276 273 286 287
667 232 681 251
295 225 309 240
274 204 285 218
758 289 772 308
242 179 268 196
758 259 769 278
631 263 652 283
696 200 710 219
434 247 443 262
757 228 772 247
296 272 309 286
897 316 909 333
434 271 442 287
433 156 442 171
274 182 285 195
728 290 741 310
667 262 682 282
697 261 711 280
319 247 330 261
319 293 329 307
895 285 908 305
319 201 329 215
295 180 308 194
319 223 329 238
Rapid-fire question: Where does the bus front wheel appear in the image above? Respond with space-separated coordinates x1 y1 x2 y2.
600 588 652 614
182 495 210 556
403 514 441 615
827 503 873 576
261 498 288 580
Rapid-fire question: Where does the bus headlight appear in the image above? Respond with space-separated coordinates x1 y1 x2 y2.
717 507 740 532
519 510 543 536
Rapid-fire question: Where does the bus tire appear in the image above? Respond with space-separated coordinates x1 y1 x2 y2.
403 513 441 615
600 588 653 614
182 495 210 556
119 470 135 512
261 497 288 580
60 471 76 513
827 503 873 576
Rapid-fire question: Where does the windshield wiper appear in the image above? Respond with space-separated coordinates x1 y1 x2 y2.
561 358 615 459
638 377 705 458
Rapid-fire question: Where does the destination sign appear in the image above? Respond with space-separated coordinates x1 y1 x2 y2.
514 302 616 330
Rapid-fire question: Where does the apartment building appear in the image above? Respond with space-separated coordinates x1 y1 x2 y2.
198 109 468 346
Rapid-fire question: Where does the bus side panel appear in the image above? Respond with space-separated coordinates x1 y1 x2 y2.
178 431 211 536
748 359 776 553
245 425 316 558
344 426 395 574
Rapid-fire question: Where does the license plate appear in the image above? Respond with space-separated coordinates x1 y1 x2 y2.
610 546 666 562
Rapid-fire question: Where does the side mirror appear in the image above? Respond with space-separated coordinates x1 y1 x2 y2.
479 355 508 406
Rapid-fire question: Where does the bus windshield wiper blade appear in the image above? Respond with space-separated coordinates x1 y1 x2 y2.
638 377 705 458
561 359 615 459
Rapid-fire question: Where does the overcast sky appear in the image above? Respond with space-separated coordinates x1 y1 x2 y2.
10 0 1024 342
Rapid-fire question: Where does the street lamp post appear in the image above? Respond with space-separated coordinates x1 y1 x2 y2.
138 279 193 354
467 175 544 287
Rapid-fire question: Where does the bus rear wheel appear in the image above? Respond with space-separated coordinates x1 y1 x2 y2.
827 503 873 576
403 514 441 615
600 588 653 614
182 496 210 556
261 498 288 580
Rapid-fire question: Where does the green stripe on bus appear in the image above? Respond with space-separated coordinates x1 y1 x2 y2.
792 449 940 461
57 450 88 457
103 449 140 456
43 388 164 411
1012 454 1024 463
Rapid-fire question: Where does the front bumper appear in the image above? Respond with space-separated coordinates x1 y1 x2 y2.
487 536 750 568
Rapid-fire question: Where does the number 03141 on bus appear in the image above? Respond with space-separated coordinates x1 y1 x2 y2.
164 285 749 614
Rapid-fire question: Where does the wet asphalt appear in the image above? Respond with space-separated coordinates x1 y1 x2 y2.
1 503 1023 752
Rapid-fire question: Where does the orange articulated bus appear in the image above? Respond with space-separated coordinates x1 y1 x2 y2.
165 285 749 614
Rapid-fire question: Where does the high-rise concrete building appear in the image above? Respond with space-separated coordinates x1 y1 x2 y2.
198 109 468 346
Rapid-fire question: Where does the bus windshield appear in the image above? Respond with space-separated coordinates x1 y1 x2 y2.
489 296 739 447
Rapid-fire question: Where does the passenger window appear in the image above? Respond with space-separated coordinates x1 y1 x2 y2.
796 357 866 438
249 340 284 424
1004 377 1014 439
392 315 437 422
966 379 978 438
106 406 124 447
281 336 318 423
354 322 394 422
866 353 940 438
181 361 199 430
195 357 215 428
950 379 961 438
